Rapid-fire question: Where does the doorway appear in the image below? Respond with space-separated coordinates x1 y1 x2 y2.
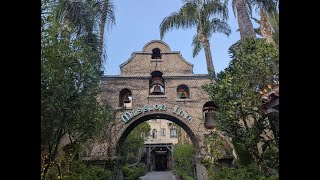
155 154 167 171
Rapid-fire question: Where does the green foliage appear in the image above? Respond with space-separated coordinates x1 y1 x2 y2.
45 0 116 69
122 163 147 180
180 173 195 180
208 164 278 180
203 37 279 174
203 133 228 165
232 138 253 166
42 7 107 146
120 122 151 164
41 0 114 179
173 144 196 179
47 160 113 180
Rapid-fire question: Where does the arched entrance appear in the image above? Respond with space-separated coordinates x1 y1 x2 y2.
114 111 206 180
117 113 198 151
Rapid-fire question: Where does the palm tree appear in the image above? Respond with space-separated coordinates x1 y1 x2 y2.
160 0 231 76
249 0 278 44
231 0 256 39
55 0 115 70
99 0 115 70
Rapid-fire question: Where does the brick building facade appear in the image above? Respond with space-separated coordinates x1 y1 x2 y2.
93 40 214 179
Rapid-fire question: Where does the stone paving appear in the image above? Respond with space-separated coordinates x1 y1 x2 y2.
139 171 177 180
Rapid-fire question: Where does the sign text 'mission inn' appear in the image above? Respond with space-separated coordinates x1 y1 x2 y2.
121 104 193 123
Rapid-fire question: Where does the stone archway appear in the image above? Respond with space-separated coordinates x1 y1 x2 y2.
93 40 226 180
117 113 198 151
115 111 208 180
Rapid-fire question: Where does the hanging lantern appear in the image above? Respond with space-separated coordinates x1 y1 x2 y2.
123 94 131 103
204 111 217 129
151 84 162 95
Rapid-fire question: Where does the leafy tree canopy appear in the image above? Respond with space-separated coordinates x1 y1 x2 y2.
203 37 279 175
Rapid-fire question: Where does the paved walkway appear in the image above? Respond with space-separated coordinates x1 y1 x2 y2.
139 171 176 180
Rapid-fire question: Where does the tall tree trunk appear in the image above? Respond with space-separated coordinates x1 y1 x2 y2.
99 0 109 70
235 0 255 39
198 33 215 76
42 128 64 179
42 157 51 180
266 10 279 46
259 8 274 44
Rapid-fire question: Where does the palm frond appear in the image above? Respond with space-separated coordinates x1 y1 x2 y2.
192 34 202 57
209 19 231 36
228 40 241 58
203 0 229 21
181 0 194 3
231 0 237 17
160 2 198 39
249 0 278 13
55 0 96 35
262 0 278 13
103 0 116 31
245 0 253 17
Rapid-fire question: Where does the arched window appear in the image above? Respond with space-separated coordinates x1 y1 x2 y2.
177 84 190 99
149 71 165 95
152 129 157 139
151 48 161 59
119 89 132 108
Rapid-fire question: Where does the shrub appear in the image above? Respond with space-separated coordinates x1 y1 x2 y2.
181 173 195 180
123 163 147 180
46 161 113 180
173 144 196 179
208 164 278 180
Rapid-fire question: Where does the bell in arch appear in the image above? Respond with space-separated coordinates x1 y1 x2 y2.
180 92 187 99
204 111 217 129
123 94 131 103
203 105 218 129
151 84 162 95
151 77 164 87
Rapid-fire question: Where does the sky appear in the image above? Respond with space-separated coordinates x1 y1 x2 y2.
103 0 259 75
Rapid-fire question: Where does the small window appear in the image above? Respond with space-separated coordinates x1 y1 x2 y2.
177 84 190 99
170 129 177 138
152 48 161 59
152 129 157 139
161 128 166 136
